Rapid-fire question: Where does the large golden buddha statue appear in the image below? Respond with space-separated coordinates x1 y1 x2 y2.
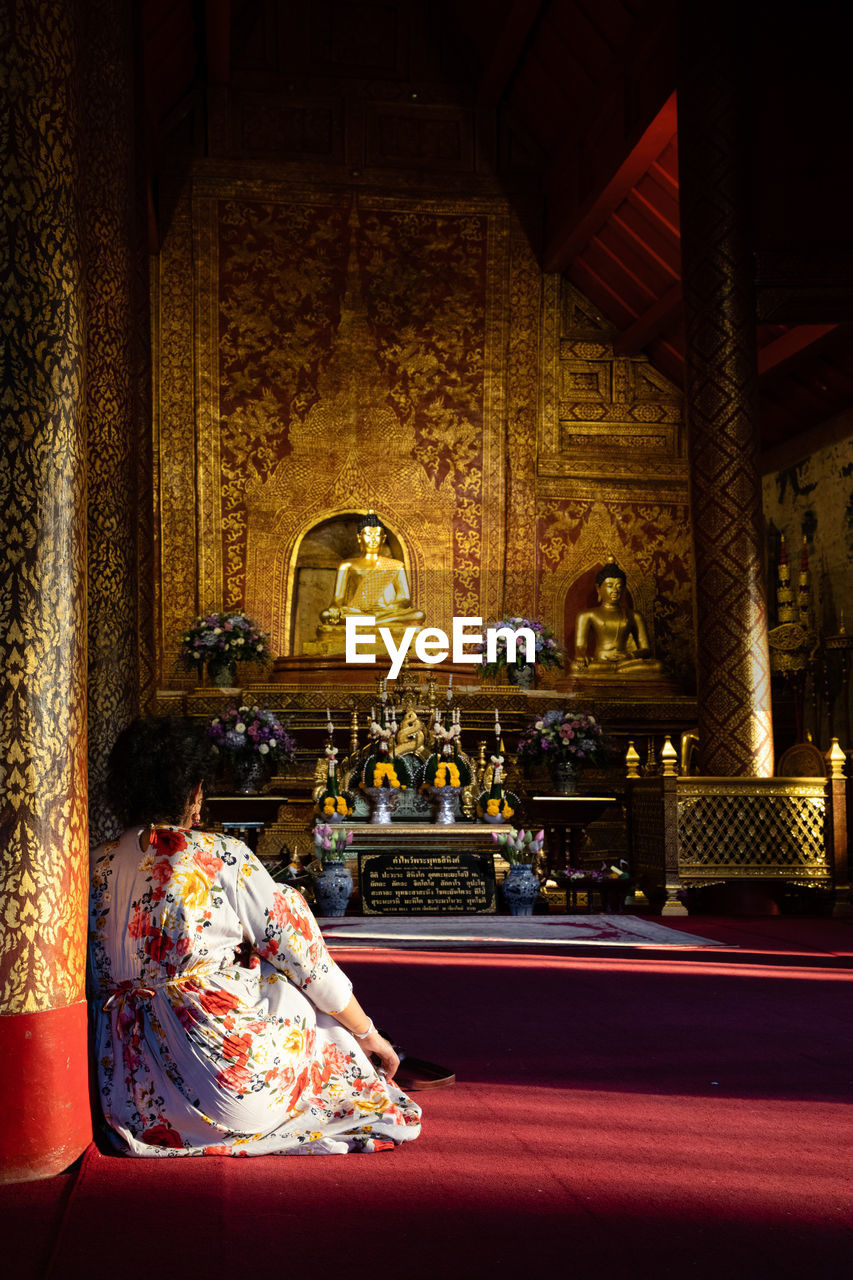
316 511 424 649
571 557 664 676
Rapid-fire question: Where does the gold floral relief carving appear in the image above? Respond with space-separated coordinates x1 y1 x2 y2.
156 184 199 685
82 0 141 845
0 0 89 1011
502 219 544 618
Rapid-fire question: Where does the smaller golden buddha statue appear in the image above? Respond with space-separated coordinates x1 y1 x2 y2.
316 511 424 652
571 557 664 676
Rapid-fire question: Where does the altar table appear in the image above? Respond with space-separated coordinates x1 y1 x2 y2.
526 794 619 873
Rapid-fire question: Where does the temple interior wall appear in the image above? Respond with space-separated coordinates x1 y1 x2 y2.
153 0 853 700
763 431 853 634
152 174 695 686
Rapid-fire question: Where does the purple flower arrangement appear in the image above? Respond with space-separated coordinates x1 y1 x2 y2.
476 616 563 679
178 611 270 674
208 703 296 765
561 867 608 884
516 709 607 767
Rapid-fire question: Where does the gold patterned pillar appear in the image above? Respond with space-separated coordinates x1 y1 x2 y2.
81 0 144 843
678 3 774 776
0 0 91 1179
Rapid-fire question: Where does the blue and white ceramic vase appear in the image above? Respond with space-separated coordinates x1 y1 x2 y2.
502 863 540 916
313 861 353 917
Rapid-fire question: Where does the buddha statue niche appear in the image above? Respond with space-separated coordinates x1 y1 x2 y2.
316 511 424 652
571 557 664 677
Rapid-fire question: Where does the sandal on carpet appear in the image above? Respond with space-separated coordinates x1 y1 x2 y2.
394 1052 456 1090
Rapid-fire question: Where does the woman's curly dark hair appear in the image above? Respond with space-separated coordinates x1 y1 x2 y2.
108 717 218 826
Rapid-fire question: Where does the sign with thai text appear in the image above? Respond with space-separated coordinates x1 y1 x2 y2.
358 849 497 915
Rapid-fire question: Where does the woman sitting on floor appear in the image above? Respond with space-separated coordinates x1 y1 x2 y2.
89 717 422 1156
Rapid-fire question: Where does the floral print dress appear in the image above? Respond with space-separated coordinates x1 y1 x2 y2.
88 826 422 1156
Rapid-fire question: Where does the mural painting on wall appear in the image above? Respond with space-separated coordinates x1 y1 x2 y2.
163 191 695 682
764 439 853 636
199 192 511 657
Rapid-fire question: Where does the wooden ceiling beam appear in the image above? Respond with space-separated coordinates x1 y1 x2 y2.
757 325 838 376
609 209 680 279
568 258 634 329
476 0 544 111
612 283 683 356
544 92 677 272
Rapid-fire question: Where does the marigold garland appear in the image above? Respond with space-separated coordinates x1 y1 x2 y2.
485 797 514 818
433 762 461 788
369 761 403 788
321 795 351 817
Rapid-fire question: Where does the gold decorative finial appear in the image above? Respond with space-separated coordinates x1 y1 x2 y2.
660 735 678 776
826 738 846 780
625 740 641 778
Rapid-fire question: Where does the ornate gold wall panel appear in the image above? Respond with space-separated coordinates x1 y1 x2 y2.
174 171 512 655
82 0 141 844
0 0 88 1012
502 218 543 619
154 169 695 678
534 278 693 673
155 185 198 685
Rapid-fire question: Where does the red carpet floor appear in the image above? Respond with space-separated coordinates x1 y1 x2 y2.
4 918 852 1280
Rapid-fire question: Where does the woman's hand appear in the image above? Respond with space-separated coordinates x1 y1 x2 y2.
329 995 399 1081
356 1030 400 1083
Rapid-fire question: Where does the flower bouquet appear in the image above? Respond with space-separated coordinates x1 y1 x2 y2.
208 703 296 793
557 861 632 913
312 823 354 863
421 710 472 788
475 750 519 823
314 744 355 821
491 827 545 864
476 615 563 683
516 709 608 792
493 828 546 915
179 611 270 686
420 710 473 825
360 709 414 824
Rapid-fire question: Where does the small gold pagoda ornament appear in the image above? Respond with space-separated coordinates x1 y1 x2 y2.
660 735 678 777
624 740 641 778
826 738 846 780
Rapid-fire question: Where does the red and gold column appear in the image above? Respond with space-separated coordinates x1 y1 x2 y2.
0 0 92 1180
678 3 774 776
